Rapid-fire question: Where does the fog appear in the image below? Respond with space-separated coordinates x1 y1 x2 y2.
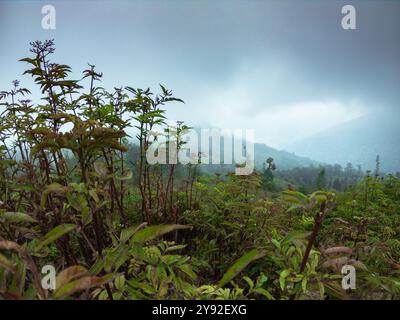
1 0 399 149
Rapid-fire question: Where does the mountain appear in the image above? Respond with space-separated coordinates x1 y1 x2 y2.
128 125 318 172
253 143 317 170
285 111 400 173
185 127 318 173
196 141 318 175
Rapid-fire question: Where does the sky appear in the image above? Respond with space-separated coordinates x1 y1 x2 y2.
0 0 399 149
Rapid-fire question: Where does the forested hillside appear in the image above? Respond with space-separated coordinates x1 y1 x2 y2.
0 41 400 300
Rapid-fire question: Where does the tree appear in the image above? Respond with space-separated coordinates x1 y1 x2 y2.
332 177 342 191
262 157 276 191
375 154 380 178
316 168 326 190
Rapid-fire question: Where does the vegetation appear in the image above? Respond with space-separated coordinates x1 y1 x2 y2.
0 41 399 300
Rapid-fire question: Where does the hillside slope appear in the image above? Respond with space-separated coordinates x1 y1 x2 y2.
285 112 400 173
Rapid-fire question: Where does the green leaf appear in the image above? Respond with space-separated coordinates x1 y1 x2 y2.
165 244 187 252
35 224 76 251
0 252 16 273
89 258 104 276
313 195 327 203
41 183 69 208
310 191 328 203
218 249 267 287
318 281 325 298
271 239 281 250
178 264 197 280
0 212 37 224
279 269 291 291
115 169 133 181
81 206 91 226
115 274 126 290
301 277 308 293
88 189 99 203
286 204 304 213
127 278 156 295
324 282 350 300
53 274 115 299
285 230 312 241
93 161 109 178
130 224 191 244
11 184 35 192
104 245 129 273
255 273 269 288
242 276 254 289
253 287 274 300
56 265 88 289
283 190 309 203
119 223 147 244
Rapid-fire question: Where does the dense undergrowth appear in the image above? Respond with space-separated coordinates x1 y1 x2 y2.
0 40 399 300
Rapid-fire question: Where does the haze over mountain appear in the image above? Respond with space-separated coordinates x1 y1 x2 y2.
285 112 400 173
253 143 317 170
1 1 399 175
2 1 399 152
184 126 318 171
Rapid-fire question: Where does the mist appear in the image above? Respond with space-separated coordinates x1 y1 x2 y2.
1 0 399 154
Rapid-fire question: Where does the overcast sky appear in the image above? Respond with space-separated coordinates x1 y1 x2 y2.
1 0 399 148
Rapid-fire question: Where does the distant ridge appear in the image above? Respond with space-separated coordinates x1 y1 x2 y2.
186 126 319 172
285 112 400 173
253 143 318 170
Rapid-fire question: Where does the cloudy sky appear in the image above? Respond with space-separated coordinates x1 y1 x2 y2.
1 0 399 148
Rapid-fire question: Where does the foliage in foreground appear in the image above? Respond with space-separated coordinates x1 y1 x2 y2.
0 40 399 300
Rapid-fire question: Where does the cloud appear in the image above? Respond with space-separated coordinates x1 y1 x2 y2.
1 0 399 149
